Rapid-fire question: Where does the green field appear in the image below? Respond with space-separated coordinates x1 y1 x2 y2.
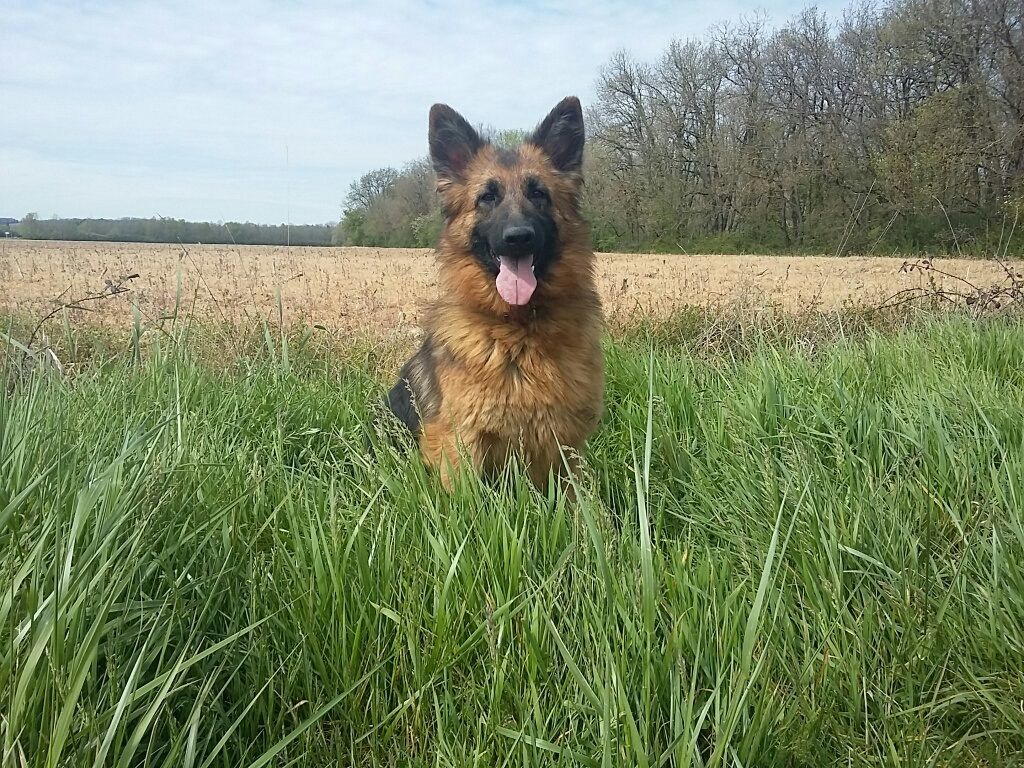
2 312 1024 766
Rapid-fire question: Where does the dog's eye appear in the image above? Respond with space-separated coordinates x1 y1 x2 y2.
528 187 548 201
478 191 497 204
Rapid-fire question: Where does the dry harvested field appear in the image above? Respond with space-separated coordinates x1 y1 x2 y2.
1 239 1014 334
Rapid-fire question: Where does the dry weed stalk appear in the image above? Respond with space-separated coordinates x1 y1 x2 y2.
878 257 1023 314
4 272 140 378
27 273 140 348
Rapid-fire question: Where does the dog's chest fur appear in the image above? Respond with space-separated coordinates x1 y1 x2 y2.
424 305 603 468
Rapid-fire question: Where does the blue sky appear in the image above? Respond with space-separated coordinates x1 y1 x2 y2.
2 0 846 224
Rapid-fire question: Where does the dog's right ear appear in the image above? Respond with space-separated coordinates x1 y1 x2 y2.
429 104 483 185
530 96 585 175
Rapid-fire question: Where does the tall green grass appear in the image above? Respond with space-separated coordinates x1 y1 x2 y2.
2 315 1023 766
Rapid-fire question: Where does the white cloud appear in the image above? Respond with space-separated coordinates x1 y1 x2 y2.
1 0 848 223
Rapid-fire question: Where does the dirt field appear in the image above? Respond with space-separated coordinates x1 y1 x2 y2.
1 239 1015 334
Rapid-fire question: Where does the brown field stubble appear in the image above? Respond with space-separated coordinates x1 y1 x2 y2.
1 239 1015 335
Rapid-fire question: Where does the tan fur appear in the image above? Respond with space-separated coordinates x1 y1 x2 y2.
418 144 604 491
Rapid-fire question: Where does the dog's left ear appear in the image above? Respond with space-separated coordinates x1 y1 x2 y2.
530 96 585 174
429 103 483 183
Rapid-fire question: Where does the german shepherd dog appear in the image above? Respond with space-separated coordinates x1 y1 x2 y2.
384 96 604 491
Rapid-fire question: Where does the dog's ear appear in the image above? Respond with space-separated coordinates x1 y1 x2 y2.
529 96 585 174
429 104 483 184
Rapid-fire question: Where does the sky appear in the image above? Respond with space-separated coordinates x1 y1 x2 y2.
2 0 847 225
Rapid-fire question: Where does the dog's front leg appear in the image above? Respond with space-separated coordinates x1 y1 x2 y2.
420 419 486 491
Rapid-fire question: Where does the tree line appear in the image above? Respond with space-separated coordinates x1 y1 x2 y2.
343 0 1024 255
10 214 338 247
10 0 1021 255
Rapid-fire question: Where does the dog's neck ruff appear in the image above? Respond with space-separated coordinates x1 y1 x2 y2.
502 304 537 325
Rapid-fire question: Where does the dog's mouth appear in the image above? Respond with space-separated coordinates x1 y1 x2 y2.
495 254 537 306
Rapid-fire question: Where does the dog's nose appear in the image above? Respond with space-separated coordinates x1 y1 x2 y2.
502 226 535 247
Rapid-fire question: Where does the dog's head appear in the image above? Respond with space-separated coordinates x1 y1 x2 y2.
428 97 586 308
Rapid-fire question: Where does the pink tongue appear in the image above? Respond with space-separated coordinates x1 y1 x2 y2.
495 255 537 306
